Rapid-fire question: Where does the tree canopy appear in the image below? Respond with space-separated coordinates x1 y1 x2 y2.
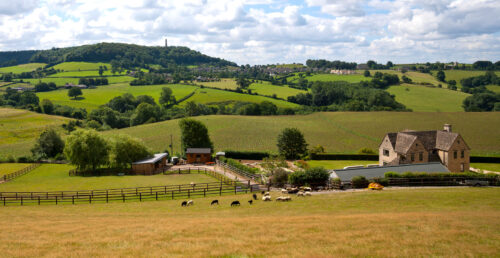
64 129 110 171
179 118 213 154
31 128 65 159
277 128 308 160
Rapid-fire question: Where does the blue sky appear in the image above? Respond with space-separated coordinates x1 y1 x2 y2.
0 0 499 65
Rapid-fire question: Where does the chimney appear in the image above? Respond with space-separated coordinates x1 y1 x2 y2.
444 124 452 132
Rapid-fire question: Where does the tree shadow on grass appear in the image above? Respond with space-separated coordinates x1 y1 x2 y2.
72 96 85 101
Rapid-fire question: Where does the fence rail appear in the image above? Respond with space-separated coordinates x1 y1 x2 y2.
2 163 40 182
216 161 262 183
0 168 258 207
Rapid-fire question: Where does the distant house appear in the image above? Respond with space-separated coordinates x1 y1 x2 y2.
330 69 356 75
11 87 26 92
65 83 87 89
356 64 369 70
379 124 470 172
186 148 211 164
131 153 168 175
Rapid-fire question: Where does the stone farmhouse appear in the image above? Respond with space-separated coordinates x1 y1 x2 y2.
330 69 356 75
379 124 470 172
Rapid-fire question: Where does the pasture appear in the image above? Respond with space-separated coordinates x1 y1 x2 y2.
21 75 134 86
438 70 500 88
51 62 110 71
0 108 71 158
0 164 219 192
106 112 500 156
0 63 46 74
36 83 196 111
0 163 32 176
0 188 498 257
304 73 368 83
387 84 469 112
47 70 121 77
471 163 500 172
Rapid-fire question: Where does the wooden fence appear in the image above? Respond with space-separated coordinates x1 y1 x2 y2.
2 163 40 182
216 160 263 183
0 169 259 206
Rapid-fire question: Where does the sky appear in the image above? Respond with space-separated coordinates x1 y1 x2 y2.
0 0 499 65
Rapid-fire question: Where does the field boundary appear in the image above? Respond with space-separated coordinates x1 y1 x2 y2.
1 163 40 182
0 168 258 206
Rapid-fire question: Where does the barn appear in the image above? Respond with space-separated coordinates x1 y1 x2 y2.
131 153 168 175
186 148 212 164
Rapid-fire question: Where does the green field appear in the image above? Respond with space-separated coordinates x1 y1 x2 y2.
470 163 500 172
0 164 219 192
36 83 196 111
0 108 71 158
197 79 307 99
0 63 46 74
105 112 500 156
0 188 498 256
487 85 500 93
306 160 377 169
52 62 110 71
48 70 123 77
304 73 368 83
0 163 32 176
438 70 500 87
21 75 134 86
387 84 470 112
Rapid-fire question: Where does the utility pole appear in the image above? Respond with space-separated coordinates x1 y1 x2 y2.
170 134 173 157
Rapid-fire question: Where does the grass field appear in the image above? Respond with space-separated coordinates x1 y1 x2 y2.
306 160 377 169
21 75 134 86
0 188 498 256
486 85 500 93
0 63 46 74
470 163 500 172
437 70 500 87
48 70 123 77
0 164 219 192
52 62 110 71
106 112 500 156
197 79 307 99
0 163 32 176
36 83 196 111
387 84 470 112
305 73 368 83
0 108 71 158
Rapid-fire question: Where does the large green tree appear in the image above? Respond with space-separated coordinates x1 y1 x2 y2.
179 118 213 154
277 128 308 159
64 129 110 171
109 134 151 168
31 128 65 159
68 87 82 100
436 70 446 82
159 87 176 107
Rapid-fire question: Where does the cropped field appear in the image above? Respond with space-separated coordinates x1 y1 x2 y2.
36 83 196 111
106 112 500 156
0 188 498 257
0 63 46 74
0 164 219 192
0 163 32 176
306 160 377 169
197 78 238 90
0 108 71 158
387 84 470 112
52 62 110 71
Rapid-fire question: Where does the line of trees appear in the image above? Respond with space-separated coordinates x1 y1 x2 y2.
305 59 357 69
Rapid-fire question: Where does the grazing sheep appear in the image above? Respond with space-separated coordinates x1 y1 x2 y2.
262 196 271 201
248 200 253 205
276 196 292 202
187 200 194 206
264 192 270 196
181 201 188 206
190 182 196 187
252 193 257 200
304 192 312 196
231 200 241 206
287 187 299 194
211 200 219 205
303 187 312 192
281 189 288 194
297 191 304 197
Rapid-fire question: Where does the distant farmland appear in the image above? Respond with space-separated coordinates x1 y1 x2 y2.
105 112 500 156
0 63 46 74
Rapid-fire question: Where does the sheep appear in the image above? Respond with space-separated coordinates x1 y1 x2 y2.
190 182 196 187
287 187 299 194
303 187 312 192
252 193 257 200
276 196 292 202
264 192 270 196
181 201 187 206
296 191 304 197
248 200 253 205
281 189 288 194
231 200 240 206
262 196 271 201
304 192 312 196
211 200 219 205
187 200 194 206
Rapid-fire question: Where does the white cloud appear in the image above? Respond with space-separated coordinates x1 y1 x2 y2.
0 0 499 64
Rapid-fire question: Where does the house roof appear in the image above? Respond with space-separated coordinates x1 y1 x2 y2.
330 162 449 182
186 148 211 154
132 153 168 165
382 128 467 154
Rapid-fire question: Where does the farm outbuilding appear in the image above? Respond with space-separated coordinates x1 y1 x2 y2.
131 153 168 175
186 148 212 164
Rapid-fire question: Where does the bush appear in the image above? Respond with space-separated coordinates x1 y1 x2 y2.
289 167 330 187
223 150 270 160
17 156 33 163
351 176 369 188
269 168 289 187
295 160 310 169
358 147 376 154
220 157 260 174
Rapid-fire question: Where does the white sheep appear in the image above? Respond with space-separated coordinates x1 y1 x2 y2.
281 189 288 194
297 191 304 197
262 196 272 201
304 192 312 196
303 187 312 192
187 200 194 206
264 191 270 196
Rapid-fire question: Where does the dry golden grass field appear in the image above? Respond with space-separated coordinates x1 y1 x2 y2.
0 188 498 257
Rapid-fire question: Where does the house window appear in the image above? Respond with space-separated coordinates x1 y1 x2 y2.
454 151 457 159
419 152 423 161
461 150 464 158
416 143 418 147
383 149 390 156
411 153 415 162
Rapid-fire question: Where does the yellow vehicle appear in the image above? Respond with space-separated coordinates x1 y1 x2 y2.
368 182 384 190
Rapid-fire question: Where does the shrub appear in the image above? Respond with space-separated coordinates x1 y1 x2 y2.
295 160 310 169
223 150 270 160
220 157 260 174
372 177 388 186
17 156 33 163
269 168 289 187
351 176 369 188
289 167 330 187
358 147 376 154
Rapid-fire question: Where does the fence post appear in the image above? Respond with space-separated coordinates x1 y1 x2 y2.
3 197 5 206
171 191 174 200
122 194 125 202
150 187 152 195
55 196 58 205
72 195 75 205
106 191 109 203
220 186 222 196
